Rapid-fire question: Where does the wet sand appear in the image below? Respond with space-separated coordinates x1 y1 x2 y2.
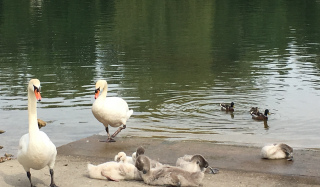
0 135 320 187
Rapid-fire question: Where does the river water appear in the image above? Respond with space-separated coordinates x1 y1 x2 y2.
1 0 320 154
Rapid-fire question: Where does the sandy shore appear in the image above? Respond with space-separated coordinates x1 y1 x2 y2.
1 135 320 187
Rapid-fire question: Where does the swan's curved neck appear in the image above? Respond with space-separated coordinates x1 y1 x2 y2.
100 81 108 98
28 89 39 136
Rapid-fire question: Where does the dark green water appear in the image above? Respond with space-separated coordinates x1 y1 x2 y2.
1 0 320 153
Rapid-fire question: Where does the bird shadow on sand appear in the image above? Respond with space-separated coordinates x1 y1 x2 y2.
0 169 47 187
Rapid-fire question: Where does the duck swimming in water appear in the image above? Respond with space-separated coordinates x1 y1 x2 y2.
249 107 259 114
220 102 234 112
251 109 270 121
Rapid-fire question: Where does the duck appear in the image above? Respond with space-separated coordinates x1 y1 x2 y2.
261 143 293 161
251 109 270 120
17 79 58 187
92 80 133 142
249 107 259 114
220 102 234 112
135 155 204 187
87 160 142 181
38 119 47 129
176 154 219 174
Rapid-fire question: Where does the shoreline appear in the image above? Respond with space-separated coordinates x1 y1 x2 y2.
0 135 319 186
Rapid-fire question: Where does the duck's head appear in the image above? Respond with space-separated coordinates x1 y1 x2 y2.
94 80 107 99
135 155 150 174
37 119 47 129
29 79 41 101
264 109 270 116
230 102 234 107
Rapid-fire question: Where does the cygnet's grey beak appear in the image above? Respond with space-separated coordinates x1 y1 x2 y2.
287 153 293 161
208 166 219 174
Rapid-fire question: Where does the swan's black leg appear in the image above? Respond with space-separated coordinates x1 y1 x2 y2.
99 126 112 142
106 126 116 142
49 169 58 187
27 171 35 187
110 125 126 141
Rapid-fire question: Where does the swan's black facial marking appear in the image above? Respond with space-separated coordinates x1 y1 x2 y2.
33 85 40 92
95 87 100 93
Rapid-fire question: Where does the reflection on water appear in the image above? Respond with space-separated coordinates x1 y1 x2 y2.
1 0 320 154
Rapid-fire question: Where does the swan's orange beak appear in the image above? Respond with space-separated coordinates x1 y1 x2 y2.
34 90 42 101
94 89 100 99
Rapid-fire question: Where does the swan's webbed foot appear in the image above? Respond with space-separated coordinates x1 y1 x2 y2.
99 138 116 142
99 126 116 142
107 137 116 142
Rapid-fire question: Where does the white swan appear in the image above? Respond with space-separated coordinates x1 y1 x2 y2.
261 143 293 161
92 80 133 142
135 155 204 187
87 161 142 181
17 79 58 187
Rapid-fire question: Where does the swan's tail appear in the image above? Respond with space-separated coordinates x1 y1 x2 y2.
127 109 133 119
